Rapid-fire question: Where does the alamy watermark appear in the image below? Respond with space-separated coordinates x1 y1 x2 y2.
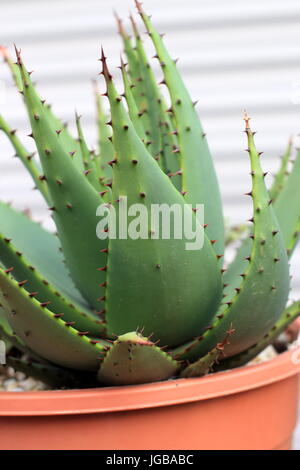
96 196 205 251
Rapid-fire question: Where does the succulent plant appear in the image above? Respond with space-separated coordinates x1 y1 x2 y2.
0 2 299 388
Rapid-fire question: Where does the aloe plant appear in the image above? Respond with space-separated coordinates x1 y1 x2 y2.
0 2 299 388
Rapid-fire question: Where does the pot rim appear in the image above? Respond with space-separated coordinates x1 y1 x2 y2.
1 347 300 417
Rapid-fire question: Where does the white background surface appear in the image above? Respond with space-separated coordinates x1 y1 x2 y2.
0 0 300 449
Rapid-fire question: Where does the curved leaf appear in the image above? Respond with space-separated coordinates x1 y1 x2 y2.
0 114 50 204
137 3 224 256
0 202 87 308
98 332 179 385
101 54 222 347
172 115 290 360
0 268 107 370
15 52 108 309
0 235 106 335
215 300 300 370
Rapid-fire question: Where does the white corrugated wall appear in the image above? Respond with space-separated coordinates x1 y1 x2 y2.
1 1 300 284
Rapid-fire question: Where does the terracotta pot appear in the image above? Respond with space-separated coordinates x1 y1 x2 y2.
0 348 300 450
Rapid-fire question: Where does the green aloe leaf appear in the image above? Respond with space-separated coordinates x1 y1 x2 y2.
120 58 147 142
0 235 106 335
137 3 224 256
0 114 50 204
75 112 106 192
101 52 222 347
115 13 149 121
0 302 47 362
0 202 87 308
269 136 293 201
274 146 300 256
4 47 84 172
1 46 23 91
14 51 108 309
215 300 300 370
129 15 181 187
0 268 107 370
130 15 162 161
179 330 233 378
0 305 25 352
98 332 179 385
172 114 290 361
93 81 114 181
228 139 300 263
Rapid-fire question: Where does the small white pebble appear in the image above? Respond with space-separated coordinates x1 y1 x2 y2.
3 379 18 391
15 372 26 381
34 383 47 391
20 378 38 391
6 367 16 378
247 345 277 366
0 359 47 392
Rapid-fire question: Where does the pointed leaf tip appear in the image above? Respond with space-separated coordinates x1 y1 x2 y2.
114 10 129 39
100 47 112 82
135 0 144 15
129 12 139 36
13 44 22 65
243 110 251 130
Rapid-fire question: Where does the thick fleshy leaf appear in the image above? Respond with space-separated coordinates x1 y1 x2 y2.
75 113 104 191
137 3 224 256
115 14 149 121
172 115 290 360
1 306 23 349
0 235 106 335
0 268 106 370
130 15 162 161
274 146 300 256
129 16 181 187
101 53 222 347
179 330 233 378
226 140 298 262
15 51 108 309
0 202 87 308
0 114 50 203
0 305 13 337
215 300 300 370
0 303 46 362
97 332 179 385
3 47 84 172
269 136 293 201
1 46 23 91
94 81 114 180
120 60 147 143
